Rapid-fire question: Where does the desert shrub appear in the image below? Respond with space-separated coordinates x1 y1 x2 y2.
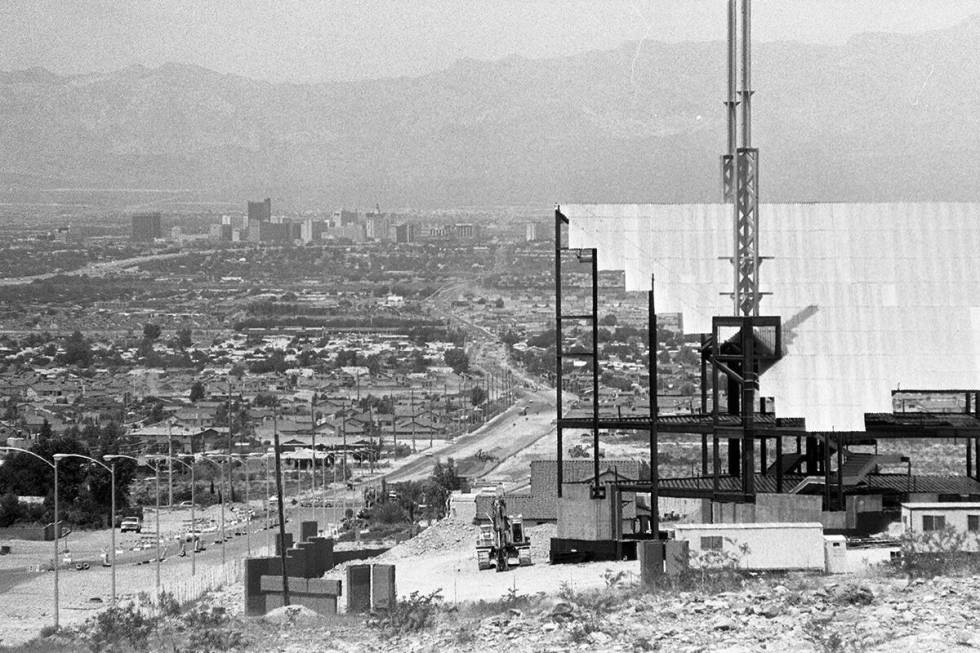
891 526 980 578
554 571 634 639
369 589 443 636
461 587 546 618
802 614 851 653
87 603 157 652
657 539 750 594
371 501 408 525
182 620 247 652
832 582 875 606
157 590 181 617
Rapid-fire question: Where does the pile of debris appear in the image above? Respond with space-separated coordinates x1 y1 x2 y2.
380 517 481 561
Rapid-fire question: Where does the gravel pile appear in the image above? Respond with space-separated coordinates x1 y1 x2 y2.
383 518 480 560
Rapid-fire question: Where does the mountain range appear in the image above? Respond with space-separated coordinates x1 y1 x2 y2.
1 16 978 208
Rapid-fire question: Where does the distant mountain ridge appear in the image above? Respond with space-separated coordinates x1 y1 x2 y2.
1 16 978 208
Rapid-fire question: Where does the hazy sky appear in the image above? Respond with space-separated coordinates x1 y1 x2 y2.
2 0 978 83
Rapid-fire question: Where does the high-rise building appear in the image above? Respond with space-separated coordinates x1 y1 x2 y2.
131 212 162 241
525 223 538 242
454 223 476 239
394 223 416 243
247 198 271 223
365 214 390 241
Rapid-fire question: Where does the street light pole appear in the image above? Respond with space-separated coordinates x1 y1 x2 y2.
154 468 161 593
240 456 251 557
1 447 58 628
110 460 116 599
148 454 196 576
198 454 227 564
263 454 272 551
54 453 115 604
167 419 174 512
104 454 161 597
53 456 59 627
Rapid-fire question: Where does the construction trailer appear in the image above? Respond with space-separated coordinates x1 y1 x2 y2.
549 0 980 563
673 522 825 571
900 502 980 549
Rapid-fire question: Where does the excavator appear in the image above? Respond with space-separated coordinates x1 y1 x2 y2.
476 495 531 571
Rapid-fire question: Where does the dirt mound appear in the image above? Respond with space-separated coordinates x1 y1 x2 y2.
384 518 481 560
526 523 556 563
263 604 321 624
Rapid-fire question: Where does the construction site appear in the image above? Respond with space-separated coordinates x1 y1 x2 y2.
474 0 980 574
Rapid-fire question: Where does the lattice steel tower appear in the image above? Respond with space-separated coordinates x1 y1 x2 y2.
721 0 763 317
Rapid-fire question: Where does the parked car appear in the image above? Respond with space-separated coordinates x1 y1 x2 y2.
120 518 142 533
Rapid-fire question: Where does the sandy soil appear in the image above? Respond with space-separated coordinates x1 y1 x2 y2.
321 517 633 610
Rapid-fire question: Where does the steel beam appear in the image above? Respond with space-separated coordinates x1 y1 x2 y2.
590 249 603 499
648 275 659 536
554 208 564 497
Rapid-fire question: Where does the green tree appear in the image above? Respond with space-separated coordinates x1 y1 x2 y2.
142 323 162 341
176 327 193 349
62 330 92 367
470 385 486 406
189 381 206 402
443 348 469 374
37 419 53 441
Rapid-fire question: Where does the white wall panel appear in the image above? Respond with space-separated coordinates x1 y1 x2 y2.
560 202 980 432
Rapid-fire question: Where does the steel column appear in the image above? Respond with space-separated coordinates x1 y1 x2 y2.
590 248 602 498
740 320 756 494
648 275 659 537
711 341 720 495
823 435 831 509
272 402 290 606
836 432 844 511
775 435 783 493
968 439 973 479
555 208 564 497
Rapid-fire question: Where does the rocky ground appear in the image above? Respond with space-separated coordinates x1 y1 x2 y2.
8 506 980 652
14 566 980 652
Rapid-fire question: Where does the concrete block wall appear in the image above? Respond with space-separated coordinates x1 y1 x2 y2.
755 494 822 523
245 520 395 617
300 520 318 542
638 541 664 585
664 540 689 577
557 482 614 541
275 532 294 556
346 564 397 614
372 564 396 610
333 547 388 566
709 495 822 525
346 565 372 613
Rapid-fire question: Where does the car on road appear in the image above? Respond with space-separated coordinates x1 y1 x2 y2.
120 517 142 533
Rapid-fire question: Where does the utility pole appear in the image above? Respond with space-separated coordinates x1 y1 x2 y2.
310 393 317 527
271 398 290 606
227 380 235 503
369 404 376 474
342 400 348 483
410 387 416 453
167 419 174 511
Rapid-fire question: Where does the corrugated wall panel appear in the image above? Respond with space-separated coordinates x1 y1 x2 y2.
560 202 980 432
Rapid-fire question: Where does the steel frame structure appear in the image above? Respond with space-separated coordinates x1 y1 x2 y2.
552 0 980 528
